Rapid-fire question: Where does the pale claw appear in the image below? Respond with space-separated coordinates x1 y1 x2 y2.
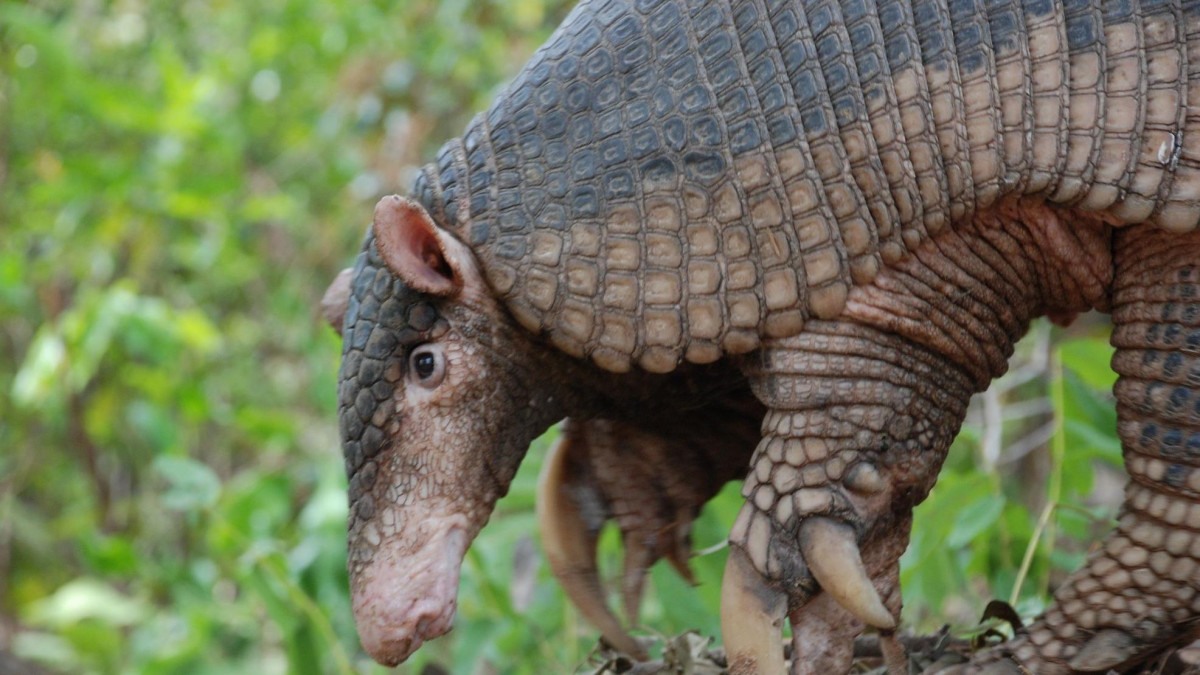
665 525 698 586
721 547 788 674
798 517 896 630
537 434 646 659
620 513 698 622
620 539 654 625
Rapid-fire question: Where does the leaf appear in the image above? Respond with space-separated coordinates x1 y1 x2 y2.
11 327 66 407
80 534 139 576
664 631 724 675
12 630 81 673
172 309 222 354
946 494 1006 549
1064 419 1122 465
1057 339 1117 391
153 455 220 512
25 578 149 627
298 479 348 532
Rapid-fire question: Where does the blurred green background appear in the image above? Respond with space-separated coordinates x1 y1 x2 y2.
1 1 1125 673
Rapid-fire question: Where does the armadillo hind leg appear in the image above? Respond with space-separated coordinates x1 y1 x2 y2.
728 321 975 674
539 406 758 657
963 227 1200 675
538 419 645 659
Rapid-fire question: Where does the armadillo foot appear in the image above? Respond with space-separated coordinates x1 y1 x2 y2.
721 427 922 667
722 494 913 674
537 416 748 658
957 503 1200 675
729 321 974 673
716 535 905 674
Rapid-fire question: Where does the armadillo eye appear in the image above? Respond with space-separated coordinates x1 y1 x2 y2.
409 345 445 388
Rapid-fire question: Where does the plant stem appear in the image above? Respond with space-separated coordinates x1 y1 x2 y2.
1010 358 1066 605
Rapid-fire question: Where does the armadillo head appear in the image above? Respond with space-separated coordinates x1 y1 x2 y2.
324 196 568 665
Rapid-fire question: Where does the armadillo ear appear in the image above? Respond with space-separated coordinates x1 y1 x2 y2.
321 267 354 335
372 195 462 297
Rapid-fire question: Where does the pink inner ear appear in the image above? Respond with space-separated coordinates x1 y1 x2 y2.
372 196 459 296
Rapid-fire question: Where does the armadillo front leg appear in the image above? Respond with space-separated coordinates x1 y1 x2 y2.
726 321 974 674
965 227 1200 674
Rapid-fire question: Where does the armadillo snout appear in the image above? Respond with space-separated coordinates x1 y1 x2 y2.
350 526 468 666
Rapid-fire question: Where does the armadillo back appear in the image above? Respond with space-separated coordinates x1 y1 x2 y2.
410 0 1200 374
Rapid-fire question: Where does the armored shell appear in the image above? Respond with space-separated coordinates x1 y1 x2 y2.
408 0 1200 375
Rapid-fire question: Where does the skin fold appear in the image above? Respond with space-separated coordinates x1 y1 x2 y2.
327 1 1200 672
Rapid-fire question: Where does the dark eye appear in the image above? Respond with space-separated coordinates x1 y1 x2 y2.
408 345 445 388
414 352 435 379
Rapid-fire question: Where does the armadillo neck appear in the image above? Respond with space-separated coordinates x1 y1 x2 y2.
407 0 1200 373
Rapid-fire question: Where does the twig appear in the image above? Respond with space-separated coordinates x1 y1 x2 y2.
1010 358 1066 604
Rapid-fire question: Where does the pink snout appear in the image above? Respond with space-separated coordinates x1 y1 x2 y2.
351 528 468 665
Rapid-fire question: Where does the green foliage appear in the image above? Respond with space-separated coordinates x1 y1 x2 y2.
2 2 1124 673
1 1 568 672
902 323 1123 634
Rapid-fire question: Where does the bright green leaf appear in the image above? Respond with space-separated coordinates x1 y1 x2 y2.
1057 338 1117 390
947 494 1006 549
25 578 149 627
11 327 66 407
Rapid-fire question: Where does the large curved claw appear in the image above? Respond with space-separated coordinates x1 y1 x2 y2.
537 432 647 659
721 547 788 674
798 517 896 631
